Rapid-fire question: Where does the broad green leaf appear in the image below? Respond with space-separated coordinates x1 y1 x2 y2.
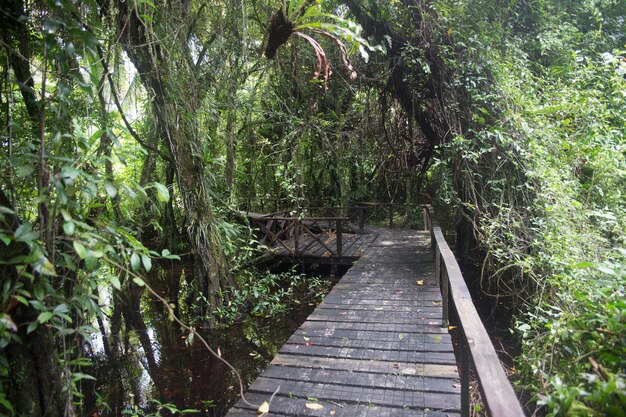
73 241 87 259
35 255 57 277
63 221 75 236
89 129 105 145
14 224 38 243
110 275 121 291
71 372 97 382
132 277 145 286
37 312 53 323
27 321 38 334
16 165 35 178
60 209 72 222
130 252 140 271
141 254 152 272
162 249 181 260
104 182 117 198
0 233 12 246
153 182 170 203
53 304 69 314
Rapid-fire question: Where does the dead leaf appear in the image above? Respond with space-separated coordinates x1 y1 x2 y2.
258 401 269 414
330 411 336 415
432 300 442 305
303 336 310 341
306 341 313 346
398 333 404 341
305 403 324 410
416 280 425 285
448 325 457 330
374 307 384 310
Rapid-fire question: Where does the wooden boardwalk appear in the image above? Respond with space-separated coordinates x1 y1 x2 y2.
227 229 461 417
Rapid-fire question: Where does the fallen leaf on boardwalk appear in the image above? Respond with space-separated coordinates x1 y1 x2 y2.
306 403 324 410
374 307 384 310
258 401 269 414
416 280 425 285
448 325 458 330
401 368 417 375
398 333 404 341
432 300 442 305
306 341 313 346
303 336 310 341
330 411 336 415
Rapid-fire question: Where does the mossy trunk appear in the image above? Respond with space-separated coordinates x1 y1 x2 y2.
117 0 234 324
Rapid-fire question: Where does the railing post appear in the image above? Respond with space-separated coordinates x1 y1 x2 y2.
294 218 299 255
441 268 449 327
423 206 429 231
460 335 470 417
336 219 343 257
358 207 365 234
388 205 394 229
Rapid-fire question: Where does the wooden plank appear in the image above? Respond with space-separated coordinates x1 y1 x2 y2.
319 298 443 307
261 366 460 394
246 377 461 411
229 394 460 417
285 332 453 352
278 344 456 365
270 354 459 378
310 309 443 322
299 320 449 334
293 327 452 344
315 303 443 313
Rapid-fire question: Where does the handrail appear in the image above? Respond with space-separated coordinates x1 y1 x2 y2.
247 215 349 258
248 203 422 231
422 206 525 417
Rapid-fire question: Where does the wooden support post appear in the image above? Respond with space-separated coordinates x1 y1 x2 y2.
435 249 441 288
336 219 343 257
423 206 429 231
460 335 470 417
441 268 449 327
388 205 394 229
294 218 299 255
358 207 365 234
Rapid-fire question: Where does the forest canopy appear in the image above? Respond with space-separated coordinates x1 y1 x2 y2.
0 0 625 416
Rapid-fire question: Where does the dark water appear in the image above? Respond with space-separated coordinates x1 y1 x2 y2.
87 266 342 416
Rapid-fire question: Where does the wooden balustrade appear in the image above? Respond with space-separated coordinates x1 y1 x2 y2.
422 205 526 417
248 215 349 258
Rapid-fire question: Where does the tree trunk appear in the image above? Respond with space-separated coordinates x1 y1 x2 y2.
116 0 234 323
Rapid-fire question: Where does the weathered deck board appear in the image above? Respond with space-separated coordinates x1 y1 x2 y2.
226 230 460 417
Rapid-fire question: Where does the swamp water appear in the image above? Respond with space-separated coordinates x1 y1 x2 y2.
86 265 345 416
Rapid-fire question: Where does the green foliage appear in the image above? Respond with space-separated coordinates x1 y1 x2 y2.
518 260 625 416
419 0 626 414
122 399 199 417
216 270 330 324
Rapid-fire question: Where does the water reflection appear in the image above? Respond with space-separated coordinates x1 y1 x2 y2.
87 266 339 416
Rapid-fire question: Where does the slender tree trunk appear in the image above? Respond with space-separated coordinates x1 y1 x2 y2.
116 0 234 324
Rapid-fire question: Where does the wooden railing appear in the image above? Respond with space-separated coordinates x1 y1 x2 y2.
253 202 421 233
246 214 349 258
422 206 526 417
242 203 427 258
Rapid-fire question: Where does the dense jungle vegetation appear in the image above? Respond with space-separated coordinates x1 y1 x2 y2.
0 0 625 415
